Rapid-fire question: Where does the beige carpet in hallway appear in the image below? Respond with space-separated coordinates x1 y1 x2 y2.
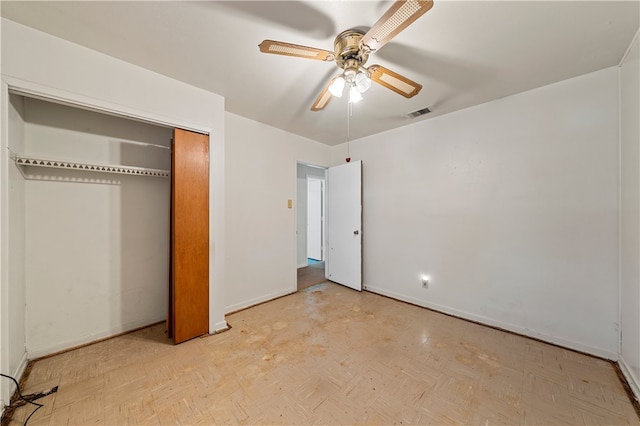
5 282 639 425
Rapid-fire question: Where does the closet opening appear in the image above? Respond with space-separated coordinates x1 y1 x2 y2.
7 93 208 358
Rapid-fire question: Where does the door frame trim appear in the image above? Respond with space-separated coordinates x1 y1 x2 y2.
5 76 212 134
295 161 327 273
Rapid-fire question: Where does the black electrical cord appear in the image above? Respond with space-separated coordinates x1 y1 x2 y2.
0 373 43 426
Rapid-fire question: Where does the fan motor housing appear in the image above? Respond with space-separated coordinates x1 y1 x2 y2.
334 29 368 68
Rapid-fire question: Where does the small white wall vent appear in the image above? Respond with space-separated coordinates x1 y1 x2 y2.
407 107 431 118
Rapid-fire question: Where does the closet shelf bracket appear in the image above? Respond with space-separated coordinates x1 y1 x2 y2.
11 153 170 178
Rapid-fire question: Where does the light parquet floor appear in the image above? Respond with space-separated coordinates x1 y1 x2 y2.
297 262 326 291
5 282 640 425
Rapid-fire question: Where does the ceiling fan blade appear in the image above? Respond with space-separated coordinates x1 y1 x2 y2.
259 40 335 61
311 77 336 111
368 65 422 98
361 0 434 53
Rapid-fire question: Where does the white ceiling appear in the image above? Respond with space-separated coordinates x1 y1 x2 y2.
2 1 638 145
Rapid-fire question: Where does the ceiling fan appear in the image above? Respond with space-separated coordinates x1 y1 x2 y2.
258 0 434 111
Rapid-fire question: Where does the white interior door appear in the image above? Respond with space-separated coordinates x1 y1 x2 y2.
325 160 362 291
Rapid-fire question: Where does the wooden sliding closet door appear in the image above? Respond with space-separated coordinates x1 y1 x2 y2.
170 128 209 344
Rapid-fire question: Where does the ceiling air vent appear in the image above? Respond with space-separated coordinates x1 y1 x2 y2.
407 107 431 118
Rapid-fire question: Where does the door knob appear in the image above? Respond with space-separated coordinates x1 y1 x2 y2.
354 230 359 235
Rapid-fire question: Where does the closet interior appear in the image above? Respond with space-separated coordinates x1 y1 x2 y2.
8 93 174 357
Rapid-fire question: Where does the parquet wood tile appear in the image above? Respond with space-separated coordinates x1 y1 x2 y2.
5 282 639 425
297 262 326 291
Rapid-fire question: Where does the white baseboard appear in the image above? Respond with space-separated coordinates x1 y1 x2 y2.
27 317 165 359
213 320 229 333
13 351 28 385
297 263 307 269
618 356 640 402
364 285 618 361
1 350 29 415
225 288 296 314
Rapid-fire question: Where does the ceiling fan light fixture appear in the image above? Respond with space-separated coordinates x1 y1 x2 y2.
355 70 371 93
329 76 345 97
349 85 363 103
259 0 434 112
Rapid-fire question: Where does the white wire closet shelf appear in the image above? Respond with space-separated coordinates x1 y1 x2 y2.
11 153 170 178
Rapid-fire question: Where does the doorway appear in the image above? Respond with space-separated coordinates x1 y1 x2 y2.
296 160 363 292
296 162 327 291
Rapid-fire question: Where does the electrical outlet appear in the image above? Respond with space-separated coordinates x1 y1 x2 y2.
422 278 429 288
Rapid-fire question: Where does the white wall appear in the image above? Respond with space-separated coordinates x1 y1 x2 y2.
225 113 329 313
620 31 640 398
0 18 226 407
21 98 172 357
332 67 620 358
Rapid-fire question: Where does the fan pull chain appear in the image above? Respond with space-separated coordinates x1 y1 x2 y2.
346 102 351 162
